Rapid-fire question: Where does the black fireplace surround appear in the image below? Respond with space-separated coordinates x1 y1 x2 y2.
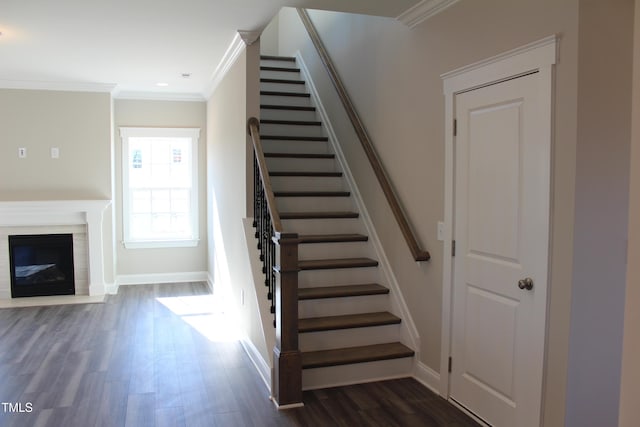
9 234 75 298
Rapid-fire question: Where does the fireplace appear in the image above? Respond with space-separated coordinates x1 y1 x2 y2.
9 234 75 298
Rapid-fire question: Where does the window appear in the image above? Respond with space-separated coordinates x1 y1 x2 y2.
120 127 200 248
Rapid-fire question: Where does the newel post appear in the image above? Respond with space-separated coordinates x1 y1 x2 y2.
272 232 302 407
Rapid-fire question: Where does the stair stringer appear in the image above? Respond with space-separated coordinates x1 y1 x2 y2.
294 51 422 365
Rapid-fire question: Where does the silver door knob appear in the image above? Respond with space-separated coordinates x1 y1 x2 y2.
518 277 534 291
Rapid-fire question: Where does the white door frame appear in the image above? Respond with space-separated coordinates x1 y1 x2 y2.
439 35 557 400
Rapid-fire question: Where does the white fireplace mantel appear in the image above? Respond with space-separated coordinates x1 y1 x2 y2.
0 199 112 296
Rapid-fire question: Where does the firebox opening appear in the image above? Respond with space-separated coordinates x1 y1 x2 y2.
9 234 75 298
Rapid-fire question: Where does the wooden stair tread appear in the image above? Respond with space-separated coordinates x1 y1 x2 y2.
260 66 300 72
260 55 296 62
298 257 379 270
274 191 350 197
298 233 367 244
301 342 414 369
280 211 359 220
262 135 328 141
260 119 321 126
298 283 389 300
260 91 310 98
269 171 343 177
299 311 400 333
260 78 305 85
261 105 316 111
264 152 334 159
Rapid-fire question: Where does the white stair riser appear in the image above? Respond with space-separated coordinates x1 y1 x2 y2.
299 294 390 318
298 266 380 288
265 157 337 172
260 60 298 69
276 197 354 213
280 217 363 235
260 123 325 137
298 241 373 260
302 358 413 390
299 324 400 352
260 94 311 107
270 176 345 192
261 109 318 122
261 82 307 93
260 69 302 80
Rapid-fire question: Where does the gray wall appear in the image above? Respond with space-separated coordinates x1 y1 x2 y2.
619 1 640 426
566 1 634 425
113 99 208 278
274 1 633 424
0 89 112 200
0 88 116 284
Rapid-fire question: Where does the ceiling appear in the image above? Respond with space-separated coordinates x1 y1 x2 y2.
0 0 421 100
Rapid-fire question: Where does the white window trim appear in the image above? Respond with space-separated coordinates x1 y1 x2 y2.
119 127 200 249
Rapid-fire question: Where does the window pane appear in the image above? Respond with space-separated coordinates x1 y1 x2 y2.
131 190 151 213
122 128 198 244
152 189 171 213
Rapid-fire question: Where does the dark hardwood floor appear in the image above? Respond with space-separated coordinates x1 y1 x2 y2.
0 283 478 426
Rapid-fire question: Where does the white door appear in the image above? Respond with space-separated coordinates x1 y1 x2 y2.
450 72 550 427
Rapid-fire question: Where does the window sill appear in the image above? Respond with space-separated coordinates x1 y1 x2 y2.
123 239 199 249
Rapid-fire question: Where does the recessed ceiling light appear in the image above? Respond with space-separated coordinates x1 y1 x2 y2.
156 82 169 87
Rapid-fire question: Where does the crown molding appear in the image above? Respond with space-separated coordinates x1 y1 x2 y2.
0 79 116 93
112 90 205 102
396 0 460 28
203 31 247 99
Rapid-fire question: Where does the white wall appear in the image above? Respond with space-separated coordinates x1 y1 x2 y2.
207 43 273 370
113 99 208 280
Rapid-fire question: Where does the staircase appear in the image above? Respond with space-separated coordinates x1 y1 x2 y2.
259 55 415 389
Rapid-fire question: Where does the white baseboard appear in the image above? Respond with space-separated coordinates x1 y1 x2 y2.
206 272 214 293
116 271 209 287
240 337 272 392
105 282 119 295
413 360 442 395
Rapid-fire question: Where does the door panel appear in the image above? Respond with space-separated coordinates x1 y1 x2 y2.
451 72 549 427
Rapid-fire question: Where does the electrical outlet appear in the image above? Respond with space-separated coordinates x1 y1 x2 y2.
51 147 60 159
18 147 27 158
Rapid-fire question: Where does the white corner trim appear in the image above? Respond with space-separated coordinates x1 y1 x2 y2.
203 32 246 99
396 0 460 28
295 51 421 355
0 79 116 93
442 35 558 94
413 360 441 395
240 337 272 392
116 271 209 286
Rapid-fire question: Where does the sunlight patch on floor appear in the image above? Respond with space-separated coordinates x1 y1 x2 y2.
156 294 240 342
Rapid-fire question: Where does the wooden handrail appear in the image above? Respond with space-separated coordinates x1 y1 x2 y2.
297 9 430 262
248 117 283 235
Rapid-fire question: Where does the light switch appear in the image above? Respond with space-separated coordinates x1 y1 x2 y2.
51 147 60 159
18 147 27 158
437 221 445 241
